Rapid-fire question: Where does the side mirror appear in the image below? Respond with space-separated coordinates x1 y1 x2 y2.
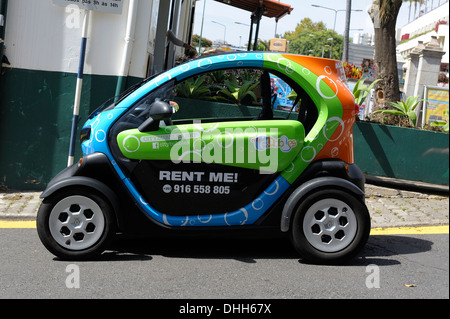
138 100 175 132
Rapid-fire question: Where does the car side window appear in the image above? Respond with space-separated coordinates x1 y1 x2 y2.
112 67 316 135
172 68 264 121
130 80 176 126
108 79 177 155
179 69 262 104
270 74 298 112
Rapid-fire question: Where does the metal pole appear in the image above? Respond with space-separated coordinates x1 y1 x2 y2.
421 85 428 128
68 9 90 167
331 10 337 58
247 14 254 51
253 7 262 51
115 0 139 98
198 0 206 55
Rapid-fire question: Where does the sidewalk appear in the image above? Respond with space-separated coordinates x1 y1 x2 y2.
364 184 448 228
0 181 448 228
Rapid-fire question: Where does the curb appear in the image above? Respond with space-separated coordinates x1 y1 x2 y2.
365 175 449 197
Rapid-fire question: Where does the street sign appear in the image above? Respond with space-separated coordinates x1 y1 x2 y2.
53 0 124 15
269 38 287 53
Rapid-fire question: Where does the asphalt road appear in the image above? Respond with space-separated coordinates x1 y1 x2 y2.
0 227 448 301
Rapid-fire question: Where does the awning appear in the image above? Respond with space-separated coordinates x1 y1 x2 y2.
213 0 293 51
214 0 293 21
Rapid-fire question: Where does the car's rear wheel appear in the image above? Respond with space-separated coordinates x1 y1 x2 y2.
290 188 370 264
37 187 115 260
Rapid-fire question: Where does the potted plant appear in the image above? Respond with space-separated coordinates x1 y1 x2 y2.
372 95 423 127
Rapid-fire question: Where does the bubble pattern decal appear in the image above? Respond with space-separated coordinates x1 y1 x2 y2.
123 176 290 227
81 52 354 227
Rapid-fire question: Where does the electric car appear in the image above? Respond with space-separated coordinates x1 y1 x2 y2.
37 52 371 264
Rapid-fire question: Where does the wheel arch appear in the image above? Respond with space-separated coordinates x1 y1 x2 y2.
40 177 123 230
280 176 365 232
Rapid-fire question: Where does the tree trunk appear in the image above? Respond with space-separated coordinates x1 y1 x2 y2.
343 0 352 62
369 0 403 124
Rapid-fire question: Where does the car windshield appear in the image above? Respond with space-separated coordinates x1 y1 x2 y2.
88 72 162 119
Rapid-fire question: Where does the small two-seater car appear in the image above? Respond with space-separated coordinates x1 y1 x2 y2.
37 52 371 264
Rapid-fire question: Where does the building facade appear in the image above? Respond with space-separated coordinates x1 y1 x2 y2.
0 0 196 190
397 0 449 77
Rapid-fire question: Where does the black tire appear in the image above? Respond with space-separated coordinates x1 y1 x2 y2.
37 187 116 260
290 188 370 264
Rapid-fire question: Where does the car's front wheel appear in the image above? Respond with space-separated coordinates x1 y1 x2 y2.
290 189 370 264
37 187 115 260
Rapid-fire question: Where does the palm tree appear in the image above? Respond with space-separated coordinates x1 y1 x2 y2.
368 0 423 124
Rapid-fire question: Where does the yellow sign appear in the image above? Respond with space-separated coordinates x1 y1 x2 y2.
423 86 449 126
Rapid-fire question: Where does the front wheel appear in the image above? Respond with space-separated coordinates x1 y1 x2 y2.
290 189 370 264
37 187 116 260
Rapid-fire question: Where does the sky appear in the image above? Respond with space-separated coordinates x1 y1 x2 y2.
191 0 421 47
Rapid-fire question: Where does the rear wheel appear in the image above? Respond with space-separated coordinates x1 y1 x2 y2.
37 187 116 260
290 189 370 264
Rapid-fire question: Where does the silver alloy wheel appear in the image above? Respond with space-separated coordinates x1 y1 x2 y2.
302 198 358 253
48 196 106 251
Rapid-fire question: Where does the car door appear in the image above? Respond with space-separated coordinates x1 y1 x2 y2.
111 67 305 217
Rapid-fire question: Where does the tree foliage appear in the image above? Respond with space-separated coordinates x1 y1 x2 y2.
191 34 212 48
283 18 343 60
284 18 327 40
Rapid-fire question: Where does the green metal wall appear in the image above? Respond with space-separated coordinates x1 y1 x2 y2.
354 121 449 186
0 67 141 191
